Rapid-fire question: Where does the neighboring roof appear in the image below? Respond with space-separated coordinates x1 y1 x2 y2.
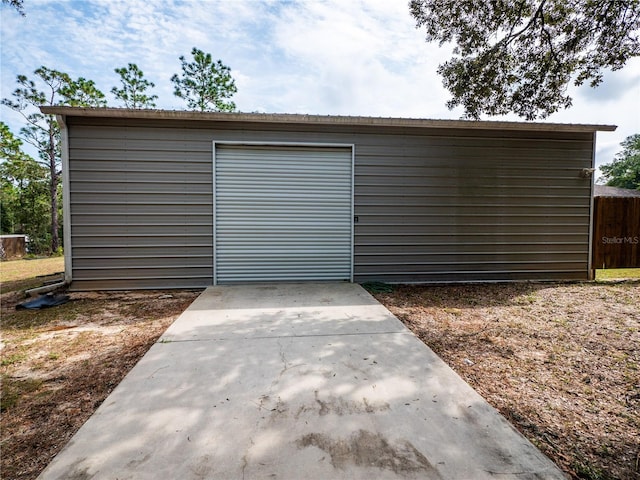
594 185 640 197
40 107 617 133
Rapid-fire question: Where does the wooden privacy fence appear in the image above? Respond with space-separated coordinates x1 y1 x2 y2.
592 196 640 269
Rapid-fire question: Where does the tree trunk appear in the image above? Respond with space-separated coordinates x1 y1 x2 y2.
50 172 59 252
49 128 59 253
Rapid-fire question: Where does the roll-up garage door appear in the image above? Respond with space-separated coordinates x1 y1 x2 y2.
214 144 353 284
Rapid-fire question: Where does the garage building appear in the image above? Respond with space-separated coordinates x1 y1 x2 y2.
42 107 615 290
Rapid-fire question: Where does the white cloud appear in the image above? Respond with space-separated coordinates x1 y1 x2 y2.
1 0 637 168
244 0 457 117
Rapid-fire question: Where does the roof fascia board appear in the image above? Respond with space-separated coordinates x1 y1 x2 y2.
39 107 617 133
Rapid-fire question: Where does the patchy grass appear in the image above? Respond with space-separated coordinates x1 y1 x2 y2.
372 282 640 480
0 257 64 284
0 376 44 412
596 268 640 281
1 352 27 367
0 285 201 480
2 261 637 480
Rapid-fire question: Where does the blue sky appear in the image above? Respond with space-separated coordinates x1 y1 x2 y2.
1 0 639 175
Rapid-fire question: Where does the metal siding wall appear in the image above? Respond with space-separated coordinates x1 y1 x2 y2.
66 119 594 289
68 124 213 290
353 132 594 283
214 145 352 283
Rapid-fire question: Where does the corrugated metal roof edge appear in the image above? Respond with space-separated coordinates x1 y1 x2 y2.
40 107 617 132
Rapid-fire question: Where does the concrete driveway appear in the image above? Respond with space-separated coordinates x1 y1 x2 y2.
38 283 565 479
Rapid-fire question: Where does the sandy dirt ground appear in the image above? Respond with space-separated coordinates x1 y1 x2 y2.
1 285 201 480
372 281 639 480
1 278 638 480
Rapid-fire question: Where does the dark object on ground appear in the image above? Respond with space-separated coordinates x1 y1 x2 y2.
362 282 394 294
16 293 70 310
